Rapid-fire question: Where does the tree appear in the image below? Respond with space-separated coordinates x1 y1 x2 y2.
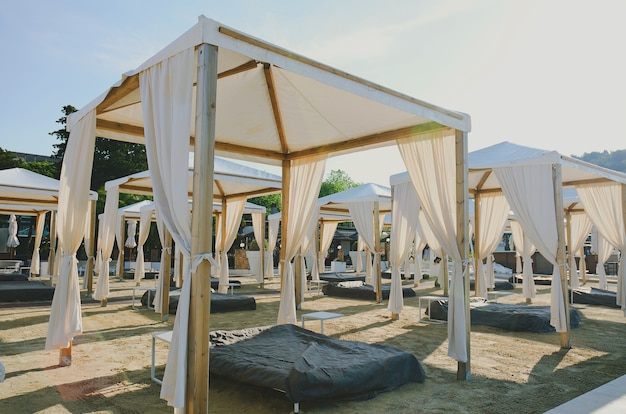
575 149 626 173
248 194 281 216
0 147 23 170
319 169 360 197
22 161 58 178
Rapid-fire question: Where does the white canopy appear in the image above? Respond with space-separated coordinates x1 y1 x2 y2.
57 15 472 409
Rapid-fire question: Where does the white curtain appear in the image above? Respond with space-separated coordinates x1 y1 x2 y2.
153 206 171 313
215 197 247 293
348 202 379 289
125 220 138 250
510 220 537 299
494 164 567 332
593 230 614 290
7 215 19 248
81 203 95 290
277 155 326 325
46 110 96 350
388 181 420 314
134 208 153 284
318 220 338 275
115 218 124 277
299 209 320 299
30 211 47 275
568 213 592 289
577 183 626 311
266 215 280 279
397 130 468 362
140 47 202 409
474 194 510 298
411 215 428 285
251 211 265 283
356 236 365 273
94 187 120 301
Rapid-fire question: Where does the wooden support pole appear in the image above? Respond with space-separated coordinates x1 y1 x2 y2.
280 159 291 293
59 340 72 366
442 250 449 296
186 42 217 413
553 164 571 349
565 210 573 290
260 213 266 288
456 129 471 380
161 228 172 322
117 218 126 280
473 192 481 297
374 201 382 303
86 199 97 294
48 211 56 278
295 247 303 309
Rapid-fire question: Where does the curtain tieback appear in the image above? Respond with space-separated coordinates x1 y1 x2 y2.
191 253 219 273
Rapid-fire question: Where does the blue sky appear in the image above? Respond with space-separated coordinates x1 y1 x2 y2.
1 0 625 185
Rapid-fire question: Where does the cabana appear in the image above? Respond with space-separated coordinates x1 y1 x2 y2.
392 140 626 350
54 16 471 410
0 168 97 280
317 183 392 303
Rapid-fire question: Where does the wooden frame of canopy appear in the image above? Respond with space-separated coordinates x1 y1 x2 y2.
57 16 472 411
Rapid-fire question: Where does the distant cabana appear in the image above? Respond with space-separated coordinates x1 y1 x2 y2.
56 15 471 410
0 168 97 280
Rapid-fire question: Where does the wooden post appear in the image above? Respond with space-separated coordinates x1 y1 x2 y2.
117 218 126 279
221 199 227 293
260 212 266 289
473 192 481 297
374 201 382 303
442 250 449 296
565 210 573 290
553 164 570 349
161 228 172 322
456 129 471 380
48 211 56 278
86 199 97 294
186 42 217 413
280 159 291 294
295 247 303 309
59 340 72 366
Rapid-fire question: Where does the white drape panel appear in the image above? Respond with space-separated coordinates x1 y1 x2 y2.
510 220 536 299
7 215 19 248
412 215 428 283
153 207 170 313
577 183 626 311
356 236 365 273
568 213 592 289
266 215 280 279
388 181 420 314
94 187 120 301
475 194 510 298
134 208 153 284
140 47 196 409
397 130 467 362
251 212 264 283
81 204 95 290
215 197 246 293
30 212 46 275
46 110 95 350
318 220 338 275
595 232 614 290
509 219 523 275
115 218 124 277
125 220 138 249
277 155 326 325
299 209 319 299
494 164 567 332
348 202 379 290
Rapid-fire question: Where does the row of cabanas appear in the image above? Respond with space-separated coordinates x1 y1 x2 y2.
14 14 623 412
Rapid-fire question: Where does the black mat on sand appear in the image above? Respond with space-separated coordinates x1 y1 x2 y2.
322 282 416 300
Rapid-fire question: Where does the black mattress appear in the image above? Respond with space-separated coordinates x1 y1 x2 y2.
0 280 55 302
322 282 416 300
141 289 255 313
469 279 515 291
509 275 552 285
0 272 28 282
428 299 581 333
315 272 366 283
570 287 619 308
208 324 425 403
381 271 415 280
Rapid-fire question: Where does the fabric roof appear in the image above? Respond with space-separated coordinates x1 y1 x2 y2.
317 183 392 215
0 168 97 207
67 16 470 166
117 199 266 219
106 156 281 199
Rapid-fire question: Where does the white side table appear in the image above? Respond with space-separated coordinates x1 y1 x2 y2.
301 311 343 334
418 295 447 323
151 331 173 384
487 291 513 302
307 280 328 295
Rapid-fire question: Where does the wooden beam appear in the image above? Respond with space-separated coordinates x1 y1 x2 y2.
263 64 289 154
96 74 140 114
288 123 449 161
280 160 291 293
97 119 145 137
214 141 285 161
186 42 217 413
218 26 467 122
456 129 471 381
553 164 571 349
473 192 481 297
217 60 258 79
476 170 491 192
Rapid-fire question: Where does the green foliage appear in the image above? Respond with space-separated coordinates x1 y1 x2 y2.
0 147 23 169
319 169 360 197
50 105 76 160
248 194 281 216
22 161 59 178
574 149 626 173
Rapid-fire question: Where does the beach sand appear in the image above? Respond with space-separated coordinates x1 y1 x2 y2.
0 274 625 413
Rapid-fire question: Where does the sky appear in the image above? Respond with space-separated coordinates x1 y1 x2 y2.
1 0 625 186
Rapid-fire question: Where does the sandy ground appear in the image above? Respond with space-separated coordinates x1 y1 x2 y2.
1 273 625 414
